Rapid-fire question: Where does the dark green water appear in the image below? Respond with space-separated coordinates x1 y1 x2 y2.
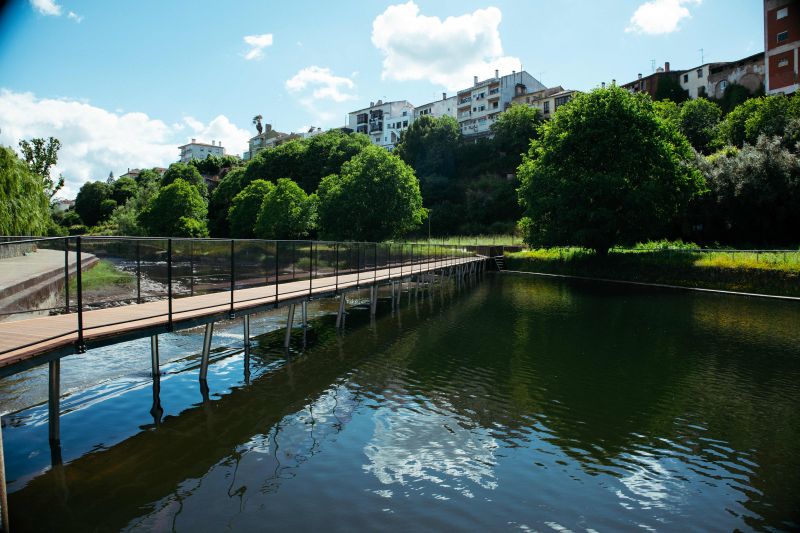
5 274 800 531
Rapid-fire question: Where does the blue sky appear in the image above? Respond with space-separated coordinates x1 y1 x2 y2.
0 0 762 197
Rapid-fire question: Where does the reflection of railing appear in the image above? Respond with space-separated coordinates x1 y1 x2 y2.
0 236 483 358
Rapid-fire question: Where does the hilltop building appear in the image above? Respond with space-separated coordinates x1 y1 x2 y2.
414 93 458 121
243 123 294 161
457 70 546 139
347 99 415 150
765 0 800 94
119 167 167 181
511 86 578 119
179 139 225 163
621 62 681 98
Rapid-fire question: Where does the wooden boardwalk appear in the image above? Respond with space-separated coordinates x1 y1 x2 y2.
0 256 482 376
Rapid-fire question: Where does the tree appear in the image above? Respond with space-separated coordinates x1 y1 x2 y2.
654 76 689 103
517 86 704 254
652 99 681 130
699 137 800 245
395 115 461 178
716 82 756 114
228 179 274 238
0 146 50 235
138 179 208 237
161 163 207 196
679 98 722 153
74 181 113 227
135 168 162 188
208 167 247 237
254 178 315 239
189 154 242 177
490 104 543 172
18 137 64 198
317 145 425 241
717 97 764 147
112 176 137 205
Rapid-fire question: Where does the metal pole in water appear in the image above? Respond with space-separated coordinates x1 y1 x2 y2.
48 359 62 467
302 300 308 330
370 285 377 316
200 322 214 382
150 335 159 377
335 294 346 329
243 315 251 347
150 335 163 426
284 304 296 349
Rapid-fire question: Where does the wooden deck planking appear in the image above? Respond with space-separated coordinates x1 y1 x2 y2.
0 257 479 371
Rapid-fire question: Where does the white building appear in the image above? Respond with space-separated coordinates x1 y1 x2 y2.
511 86 579 119
457 70 546 139
414 93 458 120
178 139 225 163
679 53 765 99
348 99 416 150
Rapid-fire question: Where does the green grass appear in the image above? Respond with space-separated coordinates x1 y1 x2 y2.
69 259 134 292
394 235 522 246
505 246 800 297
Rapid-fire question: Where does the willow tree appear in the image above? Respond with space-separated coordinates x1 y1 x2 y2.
0 146 50 235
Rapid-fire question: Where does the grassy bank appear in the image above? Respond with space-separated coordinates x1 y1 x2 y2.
68 259 134 293
505 248 800 297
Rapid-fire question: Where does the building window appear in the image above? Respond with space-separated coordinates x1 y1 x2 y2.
402 111 407 116
492 101 499 109
543 101 550 113
697 68 703 78
683 74 688 83
778 31 789 43
779 58 790 67
403 120 408 127
777 7 788 19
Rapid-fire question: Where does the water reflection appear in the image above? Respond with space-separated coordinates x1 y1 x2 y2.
3 274 800 531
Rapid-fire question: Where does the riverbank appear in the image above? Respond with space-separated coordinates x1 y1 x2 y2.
505 249 800 297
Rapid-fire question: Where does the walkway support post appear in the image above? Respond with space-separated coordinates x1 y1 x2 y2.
150 335 159 377
48 359 60 446
335 294 346 329
167 238 173 332
243 315 251 347
284 304 296 349
370 285 377 316
302 300 308 330
200 322 214 382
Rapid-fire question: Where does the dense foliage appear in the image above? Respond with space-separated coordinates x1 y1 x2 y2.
161 163 207 196
18 137 64 198
138 179 209 237
228 179 274 238
317 145 425 241
517 86 704 254
254 178 316 239
0 146 50 235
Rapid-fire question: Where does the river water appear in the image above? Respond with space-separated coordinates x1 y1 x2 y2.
2 274 799 531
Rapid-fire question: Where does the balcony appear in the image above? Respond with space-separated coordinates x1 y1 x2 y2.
356 113 368 124
458 96 472 104
489 88 499 95
369 122 383 133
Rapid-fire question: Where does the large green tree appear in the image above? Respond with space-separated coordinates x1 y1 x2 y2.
0 146 50 235
138 179 208 237
18 136 64 198
161 163 207 196
208 167 246 237
395 115 461 178
74 181 113 227
228 179 274 238
317 145 425 241
254 178 315 239
490 104 543 172
679 98 722 154
517 86 704 254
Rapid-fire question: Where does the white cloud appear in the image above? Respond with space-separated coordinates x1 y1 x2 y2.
626 0 701 35
285 66 357 124
29 0 61 16
242 33 274 60
0 90 250 198
371 1 521 91
67 11 83 23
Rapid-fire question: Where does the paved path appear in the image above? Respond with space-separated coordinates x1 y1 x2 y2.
0 249 76 292
0 256 484 376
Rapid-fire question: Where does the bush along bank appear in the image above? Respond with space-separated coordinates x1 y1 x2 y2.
504 248 800 298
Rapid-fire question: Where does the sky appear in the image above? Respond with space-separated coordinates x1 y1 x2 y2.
0 0 762 198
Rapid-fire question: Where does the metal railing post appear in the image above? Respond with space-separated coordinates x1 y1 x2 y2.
167 239 173 331
190 240 195 297
400 244 403 278
275 242 279 304
292 241 296 280
335 243 339 293
374 243 377 284
388 244 391 280
136 240 141 304
309 241 313 297
76 236 85 352
229 239 235 317
356 243 361 288
64 237 70 313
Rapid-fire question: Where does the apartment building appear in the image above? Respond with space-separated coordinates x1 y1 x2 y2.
621 62 681 98
457 70 545 138
765 0 800 94
511 86 578 119
243 124 294 161
414 93 457 120
348 99 415 149
679 54 765 98
178 139 225 163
